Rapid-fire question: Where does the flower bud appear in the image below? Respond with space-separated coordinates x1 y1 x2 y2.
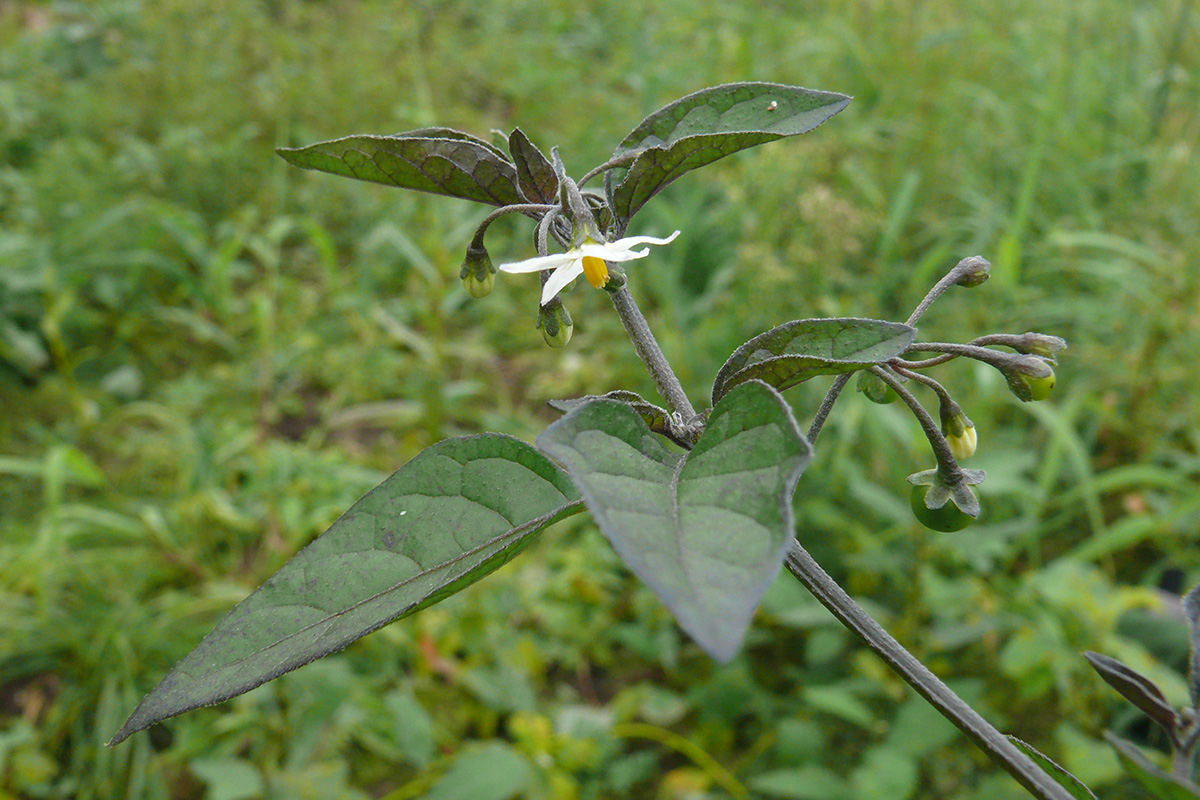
1003 355 1055 402
939 399 976 459
954 256 991 288
538 302 573 348
947 423 977 460
459 243 496 298
1019 332 1067 363
601 263 627 292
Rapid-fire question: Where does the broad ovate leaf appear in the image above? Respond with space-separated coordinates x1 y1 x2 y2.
713 318 917 403
111 435 582 744
608 82 851 220
277 133 523 206
537 380 811 662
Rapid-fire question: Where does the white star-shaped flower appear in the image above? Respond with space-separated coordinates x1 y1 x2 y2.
498 231 680 306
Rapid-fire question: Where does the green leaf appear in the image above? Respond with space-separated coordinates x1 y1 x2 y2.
277 132 523 206
189 758 264 800
508 128 559 204
111 435 582 744
1106 732 1200 799
537 380 811 661
749 766 848 800
712 318 917 403
425 743 532 800
608 83 850 220
1007 736 1098 800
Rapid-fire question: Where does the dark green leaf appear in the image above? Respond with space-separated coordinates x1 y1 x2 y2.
1106 733 1200 799
277 134 522 206
111 435 582 744
549 391 682 446
712 318 916 403
1083 651 1179 739
508 128 559 204
608 83 850 220
537 380 811 661
403 127 511 161
1007 736 1098 800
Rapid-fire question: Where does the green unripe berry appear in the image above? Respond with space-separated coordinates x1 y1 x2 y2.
856 370 898 404
910 485 974 532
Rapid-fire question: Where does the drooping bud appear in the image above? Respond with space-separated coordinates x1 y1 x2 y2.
856 370 898 404
460 243 496 298
1018 332 1068 364
538 302 573 348
939 398 977 460
954 256 991 288
1002 355 1056 402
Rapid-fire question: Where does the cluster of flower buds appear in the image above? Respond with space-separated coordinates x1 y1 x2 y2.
870 256 1066 532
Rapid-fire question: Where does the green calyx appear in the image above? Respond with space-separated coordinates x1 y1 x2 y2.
906 466 985 532
954 255 991 288
460 243 496 298
910 484 974 532
539 302 573 348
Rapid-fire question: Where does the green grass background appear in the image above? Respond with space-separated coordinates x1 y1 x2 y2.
2 0 1198 798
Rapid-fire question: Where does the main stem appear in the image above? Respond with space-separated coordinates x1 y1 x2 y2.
606 288 1070 800
784 543 1073 800
609 286 696 420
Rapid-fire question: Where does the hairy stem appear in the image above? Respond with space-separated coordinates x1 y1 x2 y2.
608 287 696 420
784 541 1075 800
870 365 961 474
906 256 989 327
807 373 853 444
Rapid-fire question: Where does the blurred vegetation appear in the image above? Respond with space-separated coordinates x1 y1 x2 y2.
1 0 1198 798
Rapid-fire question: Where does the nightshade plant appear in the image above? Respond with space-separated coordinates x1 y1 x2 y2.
111 82 1083 799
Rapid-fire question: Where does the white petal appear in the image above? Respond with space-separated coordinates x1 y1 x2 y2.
578 243 651 262
615 230 681 247
541 262 584 305
498 252 578 274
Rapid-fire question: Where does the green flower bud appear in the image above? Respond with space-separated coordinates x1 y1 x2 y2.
856 370 898 404
538 302 573 348
1024 368 1056 401
460 243 496 298
1019 332 1067 363
947 423 977 460
939 399 976 459
601 263 627 293
1003 355 1055 402
954 256 991 288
